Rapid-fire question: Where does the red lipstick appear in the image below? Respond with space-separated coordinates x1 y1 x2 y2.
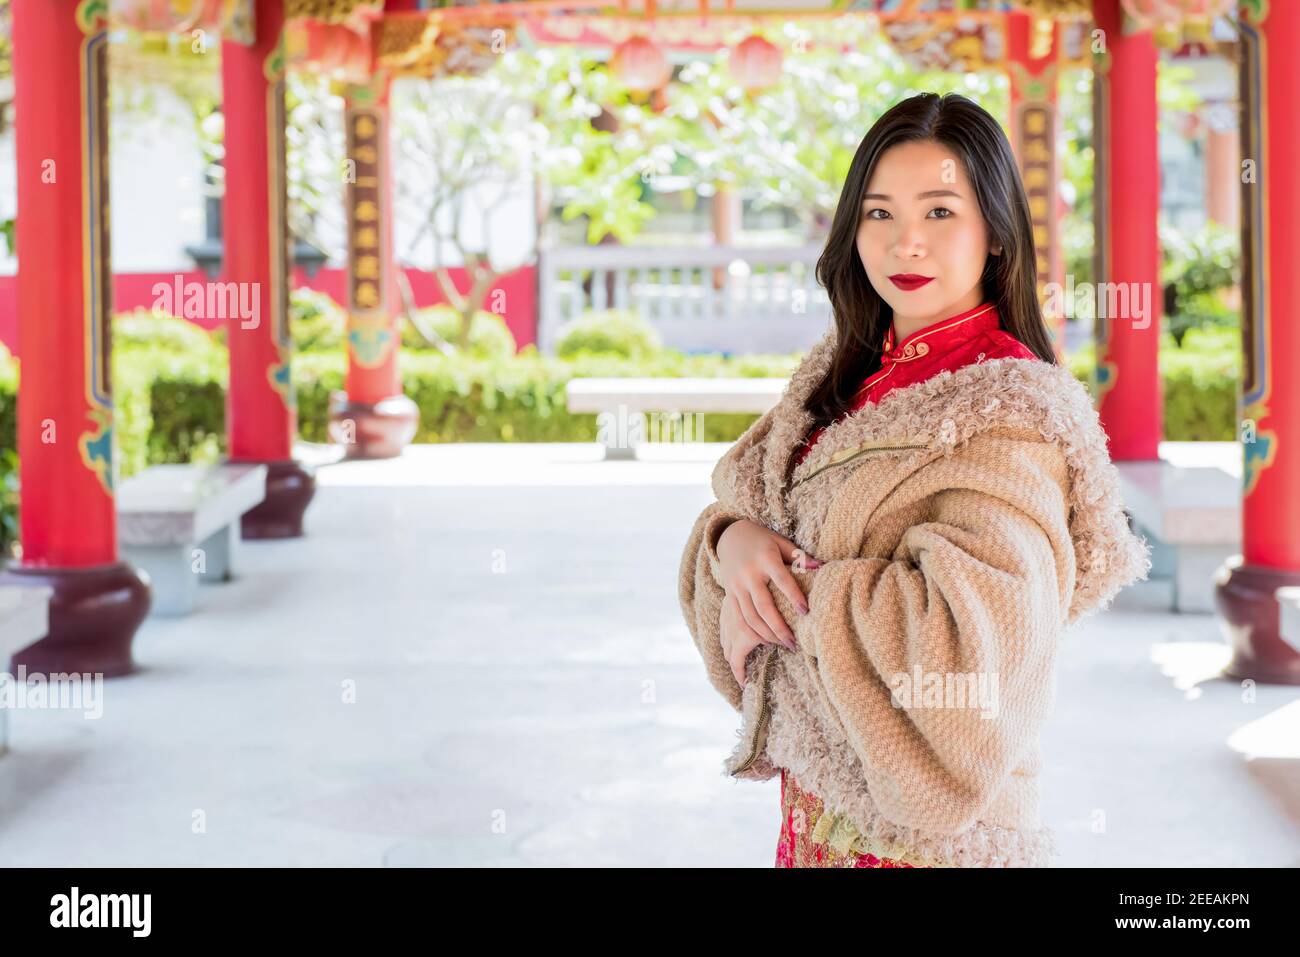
889 274 934 291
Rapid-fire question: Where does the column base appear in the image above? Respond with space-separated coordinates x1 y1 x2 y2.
238 459 316 540
328 391 419 460
0 561 150 678
1214 559 1300 686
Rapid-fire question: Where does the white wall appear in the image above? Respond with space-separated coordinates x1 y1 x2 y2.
0 85 206 277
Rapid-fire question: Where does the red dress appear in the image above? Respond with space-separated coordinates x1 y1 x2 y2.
776 300 1038 868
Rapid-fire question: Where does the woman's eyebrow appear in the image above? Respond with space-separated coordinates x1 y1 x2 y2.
862 189 963 202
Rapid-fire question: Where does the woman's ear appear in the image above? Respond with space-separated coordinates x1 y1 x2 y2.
990 243 1002 256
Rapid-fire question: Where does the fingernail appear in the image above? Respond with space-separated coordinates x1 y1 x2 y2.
807 560 821 569
798 603 809 614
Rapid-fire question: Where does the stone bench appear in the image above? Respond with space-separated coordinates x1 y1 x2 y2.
1116 459 1240 613
118 463 268 617
0 584 53 756
565 377 786 459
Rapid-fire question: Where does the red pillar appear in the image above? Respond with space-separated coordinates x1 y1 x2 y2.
328 72 418 459
1091 0 1163 461
1007 11 1065 360
221 0 315 537
1215 1 1300 684
0 0 149 676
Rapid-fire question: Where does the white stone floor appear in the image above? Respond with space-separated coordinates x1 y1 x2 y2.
0 441 1297 867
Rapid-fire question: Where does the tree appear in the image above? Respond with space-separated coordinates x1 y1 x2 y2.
665 16 1009 231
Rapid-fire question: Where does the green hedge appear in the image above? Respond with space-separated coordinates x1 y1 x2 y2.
0 313 1245 557
295 348 794 444
555 309 663 361
1067 326 1239 442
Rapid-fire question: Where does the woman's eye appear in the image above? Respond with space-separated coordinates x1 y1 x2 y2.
863 206 956 219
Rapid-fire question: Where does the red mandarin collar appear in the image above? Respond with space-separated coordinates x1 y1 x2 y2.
847 300 1004 408
795 300 1021 469
880 300 1001 364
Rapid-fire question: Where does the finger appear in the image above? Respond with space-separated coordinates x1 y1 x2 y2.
734 585 784 648
788 547 822 572
728 623 763 687
738 582 796 651
749 577 798 647
767 560 811 618
768 533 800 565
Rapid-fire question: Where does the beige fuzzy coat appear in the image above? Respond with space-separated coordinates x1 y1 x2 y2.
678 330 1151 867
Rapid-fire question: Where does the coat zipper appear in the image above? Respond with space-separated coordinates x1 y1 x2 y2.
730 645 777 775
790 440 928 490
735 439 925 774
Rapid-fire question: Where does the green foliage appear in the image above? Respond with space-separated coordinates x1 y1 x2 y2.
554 309 663 360
1058 68 1095 288
1165 290 1238 347
1067 327 1239 440
293 347 800 445
143 377 226 468
1162 221 1241 304
402 305 517 359
490 47 666 244
1158 327 1239 440
488 20 1012 244
113 308 222 353
0 316 1252 551
290 287 347 354
666 19 1008 223
0 447 16 560
108 309 229 478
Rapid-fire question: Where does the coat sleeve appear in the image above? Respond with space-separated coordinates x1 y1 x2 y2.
678 501 752 713
766 439 1076 835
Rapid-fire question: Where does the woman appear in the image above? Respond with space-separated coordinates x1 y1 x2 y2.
678 92 1150 868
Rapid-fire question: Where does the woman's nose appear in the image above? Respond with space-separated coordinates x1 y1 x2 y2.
892 228 927 259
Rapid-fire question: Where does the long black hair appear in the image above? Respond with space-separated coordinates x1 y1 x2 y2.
807 92 1057 430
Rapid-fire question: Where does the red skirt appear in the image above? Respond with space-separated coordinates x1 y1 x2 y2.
776 767 935 868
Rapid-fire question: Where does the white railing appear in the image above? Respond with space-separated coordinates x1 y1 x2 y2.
537 242 833 355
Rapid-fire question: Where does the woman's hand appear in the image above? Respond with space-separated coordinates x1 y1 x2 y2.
716 519 821 686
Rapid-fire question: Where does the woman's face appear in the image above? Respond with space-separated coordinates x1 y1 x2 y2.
855 139 996 325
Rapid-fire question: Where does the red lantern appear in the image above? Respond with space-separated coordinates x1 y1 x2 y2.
113 0 240 34
1119 0 1179 29
301 19 340 70
340 24 372 81
1161 0 1234 16
1161 0 1234 41
188 0 225 30
729 35 782 92
1121 0 1232 46
611 36 671 92
1121 0 1232 28
300 19 371 81
112 0 193 31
